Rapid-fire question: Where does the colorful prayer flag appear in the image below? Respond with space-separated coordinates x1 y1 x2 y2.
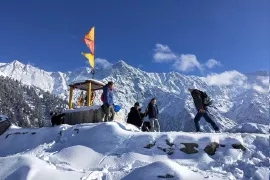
83 38 94 55
81 52 94 69
85 27 94 41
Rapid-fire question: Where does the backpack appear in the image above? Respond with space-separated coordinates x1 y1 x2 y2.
100 93 104 102
199 91 212 106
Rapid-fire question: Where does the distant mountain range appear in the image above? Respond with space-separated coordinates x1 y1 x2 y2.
0 60 269 131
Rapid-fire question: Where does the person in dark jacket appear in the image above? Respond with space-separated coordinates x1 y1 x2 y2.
188 88 219 132
145 98 160 132
50 112 65 126
103 82 115 122
127 102 150 132
127 102 143 128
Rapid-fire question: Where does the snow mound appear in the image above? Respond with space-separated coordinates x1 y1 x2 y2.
0 155 82 180
0 122 269 180
229 123 269 134
50 145 103 170
122 160 219 180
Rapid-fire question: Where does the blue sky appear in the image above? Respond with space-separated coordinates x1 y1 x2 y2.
0 0 269 75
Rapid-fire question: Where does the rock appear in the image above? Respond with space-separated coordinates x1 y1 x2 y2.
220 144 226 147
166 139 174 147
144 142 155 149
0 120 11 136
158 146 167 152
157 174 174 178
232 144 246 151
157 147 174 155
5 134 12 139
167 149 174 155
204 142 219 156
180 143 199 154
74 128 79 134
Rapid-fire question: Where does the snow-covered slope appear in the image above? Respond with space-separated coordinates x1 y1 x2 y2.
0 60 67 97
0 60 269 132
0 122 269 180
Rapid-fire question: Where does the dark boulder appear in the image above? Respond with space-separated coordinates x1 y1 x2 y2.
0 120 11 136
204 142 219 156
180 143 199 154
232 144 246 151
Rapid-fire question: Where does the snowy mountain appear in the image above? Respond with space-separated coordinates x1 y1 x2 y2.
0 60 269 131
0 122 269 180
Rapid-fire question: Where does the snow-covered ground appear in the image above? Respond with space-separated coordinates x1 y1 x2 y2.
0 122 268 180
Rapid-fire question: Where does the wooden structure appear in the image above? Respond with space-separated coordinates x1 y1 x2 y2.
64 106 106 125
63 79 108 125
68 79 105 109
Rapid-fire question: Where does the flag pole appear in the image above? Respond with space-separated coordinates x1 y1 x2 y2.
91 68 95 79
92 26 95 79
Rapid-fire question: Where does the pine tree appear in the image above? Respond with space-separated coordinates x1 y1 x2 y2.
0 76 68 127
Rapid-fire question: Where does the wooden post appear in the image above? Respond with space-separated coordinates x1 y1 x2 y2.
69 87 73 109
87 82 92 106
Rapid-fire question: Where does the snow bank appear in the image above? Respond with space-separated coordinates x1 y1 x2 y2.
0 122 269 180
230 123 269 134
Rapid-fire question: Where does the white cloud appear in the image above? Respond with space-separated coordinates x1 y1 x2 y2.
257 76 269 86
205 59 222 69
205 70 247 86
153 43 177 63
253 84 268 94
152 43 222 72
173 54 202 72
95 58 112 69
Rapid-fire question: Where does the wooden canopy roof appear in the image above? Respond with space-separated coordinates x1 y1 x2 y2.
68 79 105 91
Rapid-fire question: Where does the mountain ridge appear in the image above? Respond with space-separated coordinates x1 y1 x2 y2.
0 59 269 131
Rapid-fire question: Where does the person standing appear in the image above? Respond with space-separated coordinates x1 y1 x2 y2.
103 82 115 122
145 98 160 132
188 88 220 132
127 102 143 128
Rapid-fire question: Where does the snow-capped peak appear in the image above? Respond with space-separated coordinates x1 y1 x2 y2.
112 60 132 69
0 59 269 132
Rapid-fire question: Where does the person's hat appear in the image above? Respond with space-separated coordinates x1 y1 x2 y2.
134 102 140 107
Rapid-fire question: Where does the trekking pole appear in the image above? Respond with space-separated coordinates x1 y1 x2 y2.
140 121 144 131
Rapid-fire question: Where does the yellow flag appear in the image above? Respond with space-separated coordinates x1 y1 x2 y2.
85 27 94 41
82 52 94 69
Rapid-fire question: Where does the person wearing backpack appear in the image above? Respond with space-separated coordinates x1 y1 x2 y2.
188 88 219 132
102 82 115 122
